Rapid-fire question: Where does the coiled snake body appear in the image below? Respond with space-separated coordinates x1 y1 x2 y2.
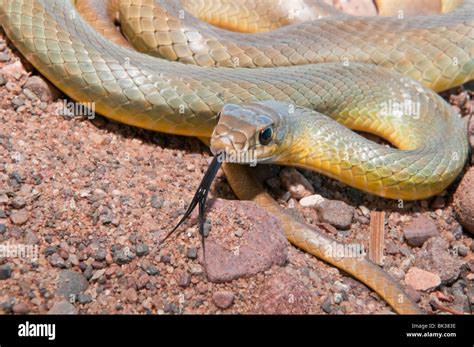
1 0 473 314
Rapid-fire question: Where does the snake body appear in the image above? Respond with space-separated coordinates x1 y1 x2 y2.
1 0 472 314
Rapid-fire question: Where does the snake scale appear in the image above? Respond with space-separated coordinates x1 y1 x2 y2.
1 0 473 314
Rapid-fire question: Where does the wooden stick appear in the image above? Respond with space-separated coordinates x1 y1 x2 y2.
369 211 385 265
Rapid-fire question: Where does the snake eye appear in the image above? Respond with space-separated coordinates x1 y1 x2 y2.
259 127 273 145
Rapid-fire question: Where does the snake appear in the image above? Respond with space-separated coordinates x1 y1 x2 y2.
1 0 473 314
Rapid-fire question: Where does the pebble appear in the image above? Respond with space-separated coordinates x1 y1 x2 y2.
11 96 25 109
299 194 325 207
457 244 469 257
0 265 12 280
212 291 235 309
453 168 474 234
0 224 6 234
44 246 57 256
9 209 29 225
178 272 191 288
25 230 39 245
12 302 30 314
77 293 92 304
49 253 66 268
0 74 6 86
0 52 10 62
93 248 107 261
279 167 314 199
113 249 131 265
145 265 159 276
10 196 26 209
405 267 441 291
124 288 138 303
150 195 164 209
321 298 333 314
135 243 149 257
403 216 439 247
48 300 78 314
316 200 355 230
23 75 59 102
57 270 89 298
186 247 198 260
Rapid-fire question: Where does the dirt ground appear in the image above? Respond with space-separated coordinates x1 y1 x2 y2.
0 1 473 315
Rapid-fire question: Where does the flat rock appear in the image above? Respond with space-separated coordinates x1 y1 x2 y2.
453 167 474 234
56 270 89 299
200 199 288 283
299 194 325 207
254 271 313 314
316 200 355 230
48 300 77 314
414 237 463 284
403 216 439 247
9 209 29 225
23 75 60 102
405 267 441 291
212 291 235 309
279 168 314 200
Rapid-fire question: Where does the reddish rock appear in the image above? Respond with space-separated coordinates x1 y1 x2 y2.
316 200 355 230
279 168 314 199
254 271 313 314
48 300 77 314
414 237 463 284
212 291 234 309
403 216 439 247
23 76 60 103
405 267 441 291
453 168 474 234
1 61 27 80
9 209 29 225
200 199 288 283
12 302 30 314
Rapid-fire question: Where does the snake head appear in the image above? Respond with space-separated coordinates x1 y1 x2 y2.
210 102 288 164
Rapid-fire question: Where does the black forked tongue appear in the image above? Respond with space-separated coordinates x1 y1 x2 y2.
163 155 222 251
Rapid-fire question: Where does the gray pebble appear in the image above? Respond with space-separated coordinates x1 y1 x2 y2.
77 293 92 304
11 96 25 109
0 210 6 218
10 196 26 209
0 52 10 62
145 265 159 276
0 74 6 87
0 224 6 234
57 270 89 299
457 244 469 257
0 265 12 280
203 220 211 237
178 272 191 288
186 247 198 260
93 249 107 261
113 249 130 265
48 300 77 315
136 243 149 257
44 245 57 256
150 195 164 209
49 253 66 268
321 298 333 313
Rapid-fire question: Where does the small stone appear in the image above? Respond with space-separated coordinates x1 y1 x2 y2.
90 269 106 282
12 302 29 314
403 216 439 247
113 249 130 265
279 168 314 199
212 291 234 309
186 247 198 260
299 194 325 207
25 230 39 245
145 265 159 276
457 244 469 257
0 74 6 86
77 293 92 304
0 224 6 234
150 195 164 209
234 229 244 238
405 267 441 291
178 272 191 288
202 220 211 237
0 52 10 62
136 243 149 257
453 168 474 234
23 75 59 102
0 265 12 280
9 209 28 225
50 253 66 268
321 298 333 313
48 300 77 314
44 246 57 256
93 248 107 261
11 96 25 108
10 196 26 209
89 133 104 145
57 270 89 298
316 200 355 230
124 288 138 303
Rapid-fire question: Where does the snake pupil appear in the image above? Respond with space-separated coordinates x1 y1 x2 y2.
259 127 273 145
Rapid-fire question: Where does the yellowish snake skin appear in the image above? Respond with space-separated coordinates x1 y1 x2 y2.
1 0 473 314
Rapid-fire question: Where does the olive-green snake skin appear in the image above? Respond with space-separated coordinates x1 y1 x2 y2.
1 0 473 314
